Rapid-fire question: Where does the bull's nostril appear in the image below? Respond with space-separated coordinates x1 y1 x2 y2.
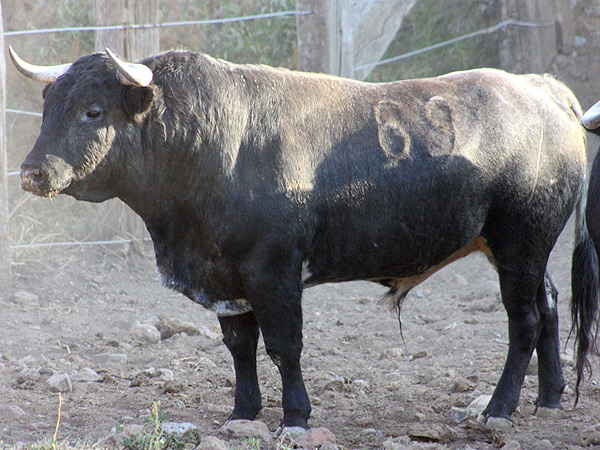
21 167 47 184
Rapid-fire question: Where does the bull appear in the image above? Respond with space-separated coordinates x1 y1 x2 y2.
9 46 599 432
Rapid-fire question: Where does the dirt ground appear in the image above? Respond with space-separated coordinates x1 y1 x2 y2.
4 6 600 450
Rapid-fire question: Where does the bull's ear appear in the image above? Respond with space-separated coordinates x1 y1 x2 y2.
122 85 155 122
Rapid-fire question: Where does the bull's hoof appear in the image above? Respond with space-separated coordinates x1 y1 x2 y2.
485 416 513 430
535 406 565 419
274 425 307 440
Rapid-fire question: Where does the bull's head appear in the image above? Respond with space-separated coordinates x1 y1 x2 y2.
10 47 154 202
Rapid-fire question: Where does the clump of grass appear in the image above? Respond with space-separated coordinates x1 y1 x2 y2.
122 401 202 450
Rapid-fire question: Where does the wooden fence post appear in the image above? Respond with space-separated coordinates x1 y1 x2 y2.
500 0 561 73
0 0 12 288
296 0 353 77
94 0 158 243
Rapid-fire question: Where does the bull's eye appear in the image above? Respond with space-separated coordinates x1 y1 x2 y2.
82 107 103 122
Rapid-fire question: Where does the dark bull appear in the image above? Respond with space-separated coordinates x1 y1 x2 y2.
9 46 600 433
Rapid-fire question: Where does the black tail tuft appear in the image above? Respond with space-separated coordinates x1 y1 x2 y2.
570 146 600 404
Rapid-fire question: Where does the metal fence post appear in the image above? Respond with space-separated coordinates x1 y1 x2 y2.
0 0 12 288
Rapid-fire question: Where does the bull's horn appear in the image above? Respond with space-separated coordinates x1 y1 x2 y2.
583 100 600 130
105 48 153 87
8 46 71 83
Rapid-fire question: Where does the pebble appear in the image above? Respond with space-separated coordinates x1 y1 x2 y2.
71 367 104 382
130 323 161 344
531 439 553 450
195 435 229 450
581 424 600 446
122 423 145 438
46 373 72 393
10 291 39 306
382 436 411 450
17 367 40 385
220 420 273 445
162 421 197 436
526 351 538 376
381 347 405 359
500 440 522 450
0 404 26 419
451 394 491 423
293 427 336 449
408 423 456 443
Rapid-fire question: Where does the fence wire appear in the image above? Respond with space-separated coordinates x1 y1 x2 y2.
3 13 556 250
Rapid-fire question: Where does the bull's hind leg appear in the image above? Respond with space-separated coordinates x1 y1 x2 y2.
534 272 565 410
218 312 263 420
483 265 545 419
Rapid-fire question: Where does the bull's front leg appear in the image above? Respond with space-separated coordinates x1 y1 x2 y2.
243 269 311 429
218 312 262 420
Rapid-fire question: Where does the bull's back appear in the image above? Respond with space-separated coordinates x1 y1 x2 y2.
301 69 586 285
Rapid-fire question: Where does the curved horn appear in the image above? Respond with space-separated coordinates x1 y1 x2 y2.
105 48 153 87
9 46 71 83
583 100 600 130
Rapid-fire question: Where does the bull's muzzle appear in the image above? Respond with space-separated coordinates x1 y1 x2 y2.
20 164 63 198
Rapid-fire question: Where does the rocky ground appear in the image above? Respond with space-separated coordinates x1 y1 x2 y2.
1 215 600 450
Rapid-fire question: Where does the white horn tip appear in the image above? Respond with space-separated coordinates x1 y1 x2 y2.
583 101 600 130
105 47 153 87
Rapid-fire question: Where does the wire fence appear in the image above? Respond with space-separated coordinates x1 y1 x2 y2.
2 8 554 252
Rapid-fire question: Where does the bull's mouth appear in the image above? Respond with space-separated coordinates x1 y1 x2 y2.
21 178 71 199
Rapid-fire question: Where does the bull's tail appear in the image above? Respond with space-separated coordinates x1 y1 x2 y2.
570 145 600 404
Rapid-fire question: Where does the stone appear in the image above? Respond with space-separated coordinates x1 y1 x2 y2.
531 439 553 450
130 323 161 344
123 423 145 438
17 367 40 385
46 373 72 393
581 425 600 446
381 347 405 359
195 435 229 450
500 440 522 450
0 404 26 418
11 291 39 306
71 367 104 382
526 351 538 376
293 427 336 449
220 420 273 445
407 424 456 443
162 421 198 436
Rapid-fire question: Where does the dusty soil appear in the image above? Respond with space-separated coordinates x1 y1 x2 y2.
2 216 600 450
3 4 600 450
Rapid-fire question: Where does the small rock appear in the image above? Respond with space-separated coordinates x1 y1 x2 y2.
71 367 104 382
162 421 197 436
294 427 336 449
196 435 229 450
0 404 26 418
468 394 492 418
199 325 221 340
17 367 40 385
411 351 427 360
381 347 405 359
123 423 145 438
11 291 39 306
407 423 456 443
46 373 72 393
531 439 553 450
319 443 340 450
154 368 175 382
155 318 202 340
581 425 600 446
500 439 522 450
18 355 35 368
130 324 161 344
220 420 273 445
450 377 474 393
